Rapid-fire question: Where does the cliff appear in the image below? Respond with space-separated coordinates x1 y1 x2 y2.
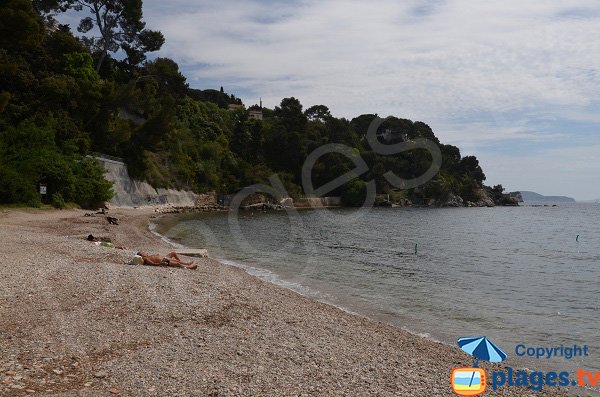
95 156 197 208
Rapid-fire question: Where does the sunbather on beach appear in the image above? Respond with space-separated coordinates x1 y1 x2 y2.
137 251 197 270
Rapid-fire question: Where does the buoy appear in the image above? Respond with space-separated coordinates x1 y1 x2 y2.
414 243 418 255
576 234 579 242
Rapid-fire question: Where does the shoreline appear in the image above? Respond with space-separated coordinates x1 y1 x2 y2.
0 208 575 396
151 213 447 344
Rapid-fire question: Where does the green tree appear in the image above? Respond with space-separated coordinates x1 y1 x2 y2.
459 155 486 183
43 0 164 72
143 58 188 98
274 97 306 131
305 104 332 122
341 179 367 207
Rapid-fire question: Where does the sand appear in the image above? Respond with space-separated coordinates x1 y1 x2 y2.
0 208 576 396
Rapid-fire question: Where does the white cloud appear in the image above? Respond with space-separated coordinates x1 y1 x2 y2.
145 0 600 119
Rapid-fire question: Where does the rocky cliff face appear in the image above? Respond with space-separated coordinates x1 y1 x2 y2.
96 157 197 208
438 188 519 207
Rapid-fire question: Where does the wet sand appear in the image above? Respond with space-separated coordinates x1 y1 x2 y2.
0 208 573 396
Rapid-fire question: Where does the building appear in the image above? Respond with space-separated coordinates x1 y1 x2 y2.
247 98 263 120
377 128 408 143
248 110 263 120
227 103 244 111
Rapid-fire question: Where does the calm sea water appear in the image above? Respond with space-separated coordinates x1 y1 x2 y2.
157 204 600 374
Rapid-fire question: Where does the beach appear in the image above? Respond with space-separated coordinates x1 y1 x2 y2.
0 208 573 396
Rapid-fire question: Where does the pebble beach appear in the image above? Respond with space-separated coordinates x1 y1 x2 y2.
0 208 575 396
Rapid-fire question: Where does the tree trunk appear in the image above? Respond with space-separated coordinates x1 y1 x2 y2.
95 50 107 73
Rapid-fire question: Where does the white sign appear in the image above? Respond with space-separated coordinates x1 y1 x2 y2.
40 184 47 195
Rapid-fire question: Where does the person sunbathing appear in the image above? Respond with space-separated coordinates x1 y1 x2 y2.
137 251 197 270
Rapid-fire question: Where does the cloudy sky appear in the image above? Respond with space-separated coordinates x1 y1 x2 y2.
65 0 600 199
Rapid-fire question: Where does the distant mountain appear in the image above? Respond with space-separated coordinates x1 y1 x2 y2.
518 191 576 203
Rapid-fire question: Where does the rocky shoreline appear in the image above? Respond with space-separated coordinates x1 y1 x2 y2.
152 188 522 215
0 208 572 396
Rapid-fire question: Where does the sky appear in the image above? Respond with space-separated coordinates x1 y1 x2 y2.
62 0 600 200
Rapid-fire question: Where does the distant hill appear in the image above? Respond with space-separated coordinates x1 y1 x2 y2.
518 191 576 203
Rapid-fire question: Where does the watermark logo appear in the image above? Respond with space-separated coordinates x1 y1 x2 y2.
452 337 597 394
451 368 486 396
451 336 507 396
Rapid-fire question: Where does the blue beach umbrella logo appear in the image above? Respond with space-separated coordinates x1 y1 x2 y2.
458 336 507 367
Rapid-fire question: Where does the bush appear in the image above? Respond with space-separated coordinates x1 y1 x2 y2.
27 196 42 208
51 193 66 209
341 179 367 207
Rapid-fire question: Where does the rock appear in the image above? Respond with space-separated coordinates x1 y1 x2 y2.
374 200 393 207
109 387 121 394
52 369 63 375
280 197 293 207
84 382 93 387
439 193 464 207
473 190 495 207
26 389 35 394
94 371 107 379
5 371 16 376
499 195 520 206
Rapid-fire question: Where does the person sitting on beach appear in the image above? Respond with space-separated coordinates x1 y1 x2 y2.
137 251 197 270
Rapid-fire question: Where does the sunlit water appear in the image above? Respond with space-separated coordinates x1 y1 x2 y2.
156 204 600 376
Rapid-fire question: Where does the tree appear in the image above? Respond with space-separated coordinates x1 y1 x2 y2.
274 97 306 131
341 179 367 207
305 104 331 122
43 0 164 72
349 114 377 137
142 58 188 98
459 155 486 183
0 0 44 51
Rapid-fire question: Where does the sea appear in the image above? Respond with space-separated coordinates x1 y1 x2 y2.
155 203 600 377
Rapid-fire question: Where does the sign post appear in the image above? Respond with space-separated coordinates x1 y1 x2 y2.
40 183 47 204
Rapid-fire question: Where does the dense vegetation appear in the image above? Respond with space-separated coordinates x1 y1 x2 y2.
0 0 495 208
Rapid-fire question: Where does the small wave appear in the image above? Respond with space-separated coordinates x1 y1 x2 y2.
148 222 186 249
210 258 373 321
217 257 317 296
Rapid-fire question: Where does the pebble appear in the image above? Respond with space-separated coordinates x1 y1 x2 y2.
52 369 63 375
0 209 571 397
